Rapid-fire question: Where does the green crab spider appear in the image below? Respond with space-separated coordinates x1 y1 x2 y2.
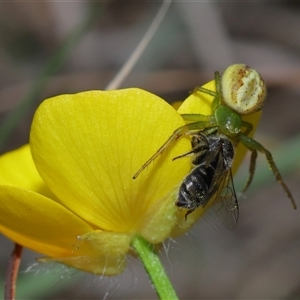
133 64 296 210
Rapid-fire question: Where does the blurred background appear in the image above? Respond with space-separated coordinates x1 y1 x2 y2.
0 1 300 299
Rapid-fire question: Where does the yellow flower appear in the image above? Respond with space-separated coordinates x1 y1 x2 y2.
0 83 260 275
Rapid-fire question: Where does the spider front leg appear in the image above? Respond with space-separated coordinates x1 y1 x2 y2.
239 134 297 209
241 120 253 136
132 120 211 179
194 87 220 113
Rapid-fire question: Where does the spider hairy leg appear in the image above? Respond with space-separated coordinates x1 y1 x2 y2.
133 120 211 179
239 134 297 209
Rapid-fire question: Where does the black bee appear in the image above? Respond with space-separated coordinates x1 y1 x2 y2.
173 129 239 228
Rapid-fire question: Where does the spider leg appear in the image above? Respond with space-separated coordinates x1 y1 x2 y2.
241 120 253 136
242 148 257 193
133 120 211 179
239 134 297 209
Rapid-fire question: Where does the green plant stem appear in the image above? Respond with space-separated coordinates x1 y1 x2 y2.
0 3 103 151
131 236 178 300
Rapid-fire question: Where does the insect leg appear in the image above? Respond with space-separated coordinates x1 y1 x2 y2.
172 148 198 161
193 72 220 98
193 85 220 112
211 71 222 111
173 131 208 161
132 120 210 179
240 121 256 191
239 134 297 209
181 113 213 123
214 71 222 96
242 148 257 193
180 114 216 124
241 120 253 136
193 86 216 97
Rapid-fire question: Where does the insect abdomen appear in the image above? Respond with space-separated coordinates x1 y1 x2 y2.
176 164 215 211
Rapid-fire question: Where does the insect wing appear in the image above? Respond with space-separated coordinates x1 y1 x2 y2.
212 170 239 229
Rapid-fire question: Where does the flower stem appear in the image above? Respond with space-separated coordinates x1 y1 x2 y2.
4 243 23 300
131 235 178 300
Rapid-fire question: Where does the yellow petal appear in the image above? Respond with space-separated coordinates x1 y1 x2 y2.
40 253 126 276
138 189 178 244
40 231 131 275
0 145 53 198
30 89 191 233
0 185 93 257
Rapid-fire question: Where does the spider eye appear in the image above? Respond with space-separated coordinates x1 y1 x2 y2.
221 64 267 115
